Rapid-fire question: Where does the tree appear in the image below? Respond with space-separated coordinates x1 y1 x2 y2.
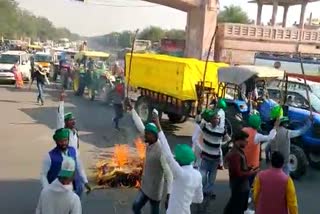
138 26 165 42
165 29 185 40
118 31 133 48
218 5 250 24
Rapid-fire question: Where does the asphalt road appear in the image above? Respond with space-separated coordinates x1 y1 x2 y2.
0 84 319 214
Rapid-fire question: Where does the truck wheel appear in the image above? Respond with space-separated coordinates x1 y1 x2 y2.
289 144 308 179
307 151 320 169
135 96 152 124
225 105 243 133
167 113 187 123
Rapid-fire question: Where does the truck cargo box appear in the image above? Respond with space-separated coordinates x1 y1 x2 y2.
125 53 228 101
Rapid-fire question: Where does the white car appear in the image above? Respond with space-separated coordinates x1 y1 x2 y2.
0 51 31 82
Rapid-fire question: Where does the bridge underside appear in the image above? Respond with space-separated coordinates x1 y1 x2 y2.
143 0 198 12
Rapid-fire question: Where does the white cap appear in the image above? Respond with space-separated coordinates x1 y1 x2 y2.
58 156 76 178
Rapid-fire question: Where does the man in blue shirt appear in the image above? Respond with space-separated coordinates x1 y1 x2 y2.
259 93 277 127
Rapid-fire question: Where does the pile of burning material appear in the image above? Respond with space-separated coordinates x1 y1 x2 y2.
96 138 146 188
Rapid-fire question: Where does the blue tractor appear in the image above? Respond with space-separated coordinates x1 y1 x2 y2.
217 65 319 179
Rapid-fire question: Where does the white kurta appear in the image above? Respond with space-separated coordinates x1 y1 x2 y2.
57 101 79 151
36 179 82 214
158 131 203 214
40 150 88 188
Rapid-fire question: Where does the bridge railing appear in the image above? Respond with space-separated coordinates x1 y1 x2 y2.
218 23 320 43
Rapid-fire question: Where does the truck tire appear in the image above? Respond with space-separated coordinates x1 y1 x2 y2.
135 96 152 124
307 151 320 169
225 105 243 133
289 144 308 179
167 113 187 123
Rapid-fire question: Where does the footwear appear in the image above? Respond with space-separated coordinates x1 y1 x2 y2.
244 209 255 214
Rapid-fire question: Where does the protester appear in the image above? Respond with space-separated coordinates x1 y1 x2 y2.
36 156 82 214
57 92 79 152
12 64 23 88
270 115 312 175
253 151 298 214
153 110 203 214
29 64 47 105
112 61 124 77
192 108 225 199
224 130 259 214
40 128 91 197
129 105 173 214
242 114 279 212
110 77 125 130
259 92 277 131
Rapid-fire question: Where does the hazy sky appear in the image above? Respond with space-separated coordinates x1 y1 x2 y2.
16 0 320 36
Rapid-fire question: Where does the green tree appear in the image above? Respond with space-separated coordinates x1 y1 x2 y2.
118 31 133 48
218 5 250 24
138 26 165 42
165 29 185 40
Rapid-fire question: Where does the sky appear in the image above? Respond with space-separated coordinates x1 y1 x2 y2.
15 0 320 36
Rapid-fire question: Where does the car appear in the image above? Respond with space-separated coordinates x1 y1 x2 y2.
0 51 31 82
267 87 320 113
268 77 320 98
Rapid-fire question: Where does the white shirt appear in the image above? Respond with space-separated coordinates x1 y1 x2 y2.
57 101 79 151
254 129 277 144
40 150 88 188
158 131 203 214
131 109 173 194
36 179 81 214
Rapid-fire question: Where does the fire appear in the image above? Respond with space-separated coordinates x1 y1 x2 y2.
96 138 146 188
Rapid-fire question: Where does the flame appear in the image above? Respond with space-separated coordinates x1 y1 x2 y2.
112 144 129 167
135 137 146 160
95 140 146 188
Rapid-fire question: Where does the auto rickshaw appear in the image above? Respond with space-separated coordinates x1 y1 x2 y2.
73 51 110 100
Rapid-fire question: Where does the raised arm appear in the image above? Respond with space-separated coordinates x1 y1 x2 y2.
131 108 145 134
40 154 51 188
57 92 65 129
160 155 173 195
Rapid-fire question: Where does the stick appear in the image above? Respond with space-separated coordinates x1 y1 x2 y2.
126 29 139 99
198 26 219 113
298 52 313 114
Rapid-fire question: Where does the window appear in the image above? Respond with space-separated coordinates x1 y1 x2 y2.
0 54 20 64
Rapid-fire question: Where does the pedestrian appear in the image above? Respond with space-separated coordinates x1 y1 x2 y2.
36 156 82 214
253 151 298 214
40 128 91 197
153 111 203 214
12 64 23 88
242 114 279 211
111 77 125 130
270 115 311 175
224 130 259 214
29 65 46 105
57 92 80 152
129 104 173 214
193 108 225 199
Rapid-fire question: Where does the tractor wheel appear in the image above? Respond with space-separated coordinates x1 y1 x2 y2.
289 144 308 179
135 96 152 124
167 113 187 123
307 151 320 169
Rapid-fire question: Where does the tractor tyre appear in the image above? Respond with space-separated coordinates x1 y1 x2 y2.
289 144 308 179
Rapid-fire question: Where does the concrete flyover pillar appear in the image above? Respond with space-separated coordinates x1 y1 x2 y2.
271 0 278 26
185 0 218 60
282 5 289 27
256 2 263 25
299 1 308 29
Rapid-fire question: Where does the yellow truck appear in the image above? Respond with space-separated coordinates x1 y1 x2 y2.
125 53 228 123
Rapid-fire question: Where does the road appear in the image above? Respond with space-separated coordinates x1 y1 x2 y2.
0 84 318 214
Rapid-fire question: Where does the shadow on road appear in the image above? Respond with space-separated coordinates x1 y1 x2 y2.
0 179 41 214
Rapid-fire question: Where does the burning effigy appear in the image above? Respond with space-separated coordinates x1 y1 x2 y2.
95 138 146 188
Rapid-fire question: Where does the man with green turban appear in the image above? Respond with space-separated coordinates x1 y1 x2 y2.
57 92 79 151
130 107 173 214
241 114 278 211
152 111 203 214
40 128 91 198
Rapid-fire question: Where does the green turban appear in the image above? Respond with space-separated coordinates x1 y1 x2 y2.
201 109 218 122
64 112 75 121
145 123 159 137
174 144 195 166
217 99 227 110
279 116 289 125
248 114 261 129
53 128 69 141
270 105 283 120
